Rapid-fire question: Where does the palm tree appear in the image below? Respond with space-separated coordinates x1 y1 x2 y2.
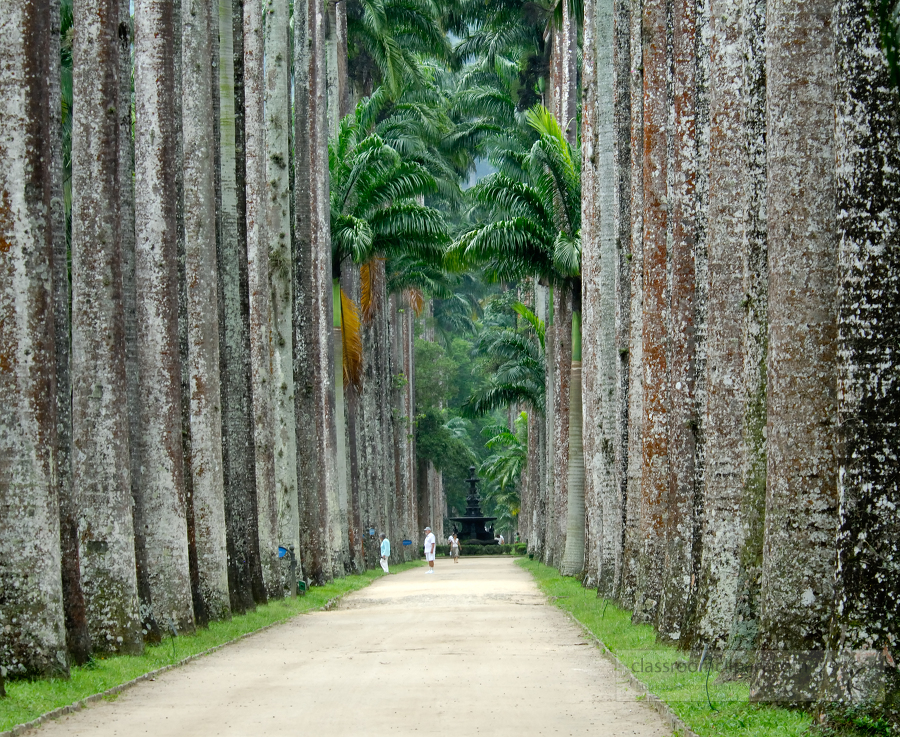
347 0 451 98
218 0 267 608
451 105 585 574
264 0 302 589
753 0 839 703
132 0 196 636
71 0 143 655
329 93 451 568
181 0 231 624
0 0 70 677
463 303 547 416
294 0 339 584
244 0 283 598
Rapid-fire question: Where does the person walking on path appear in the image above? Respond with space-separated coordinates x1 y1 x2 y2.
449 532 460 563
379 533 390 574
424 526 436 573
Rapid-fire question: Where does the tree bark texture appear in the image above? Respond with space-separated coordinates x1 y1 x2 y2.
293 0 339 583
696 0 766 651
325 0 350 135
753 0 838 702
546 288 572 567
49 0 92 665
611 0 633 603
357 262 395 568
822 0 900 716
620 0 644 610
244 0 282 599
133 0 196 636
218 0 266 610
0 0 69 676
71 0 143 654
658 0 699 644
634 0 669 624
580 0 623 590
264 0 301 579
182 0 232 623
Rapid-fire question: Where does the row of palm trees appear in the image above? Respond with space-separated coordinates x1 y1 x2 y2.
431 0 900 723
0 0 468 681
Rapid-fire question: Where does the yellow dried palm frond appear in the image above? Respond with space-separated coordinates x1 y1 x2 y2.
405 288 425 317
360 258 385 324
341 288 363 393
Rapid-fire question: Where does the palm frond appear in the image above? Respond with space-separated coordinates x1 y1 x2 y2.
341 289 364 392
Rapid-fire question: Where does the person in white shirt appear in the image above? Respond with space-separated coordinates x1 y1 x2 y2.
423 526 436 573
498 533 505 545
448 532 460 563
379 533 390 574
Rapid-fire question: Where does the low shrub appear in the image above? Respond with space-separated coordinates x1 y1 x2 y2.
434 543 524 556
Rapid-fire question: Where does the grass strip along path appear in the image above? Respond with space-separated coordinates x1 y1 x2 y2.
0 560 424 732
518 558 812 737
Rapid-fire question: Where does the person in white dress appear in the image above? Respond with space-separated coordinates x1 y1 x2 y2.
448 532 460 563
423 526 436 573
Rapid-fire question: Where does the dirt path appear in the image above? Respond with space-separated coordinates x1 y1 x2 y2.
31 558 671 736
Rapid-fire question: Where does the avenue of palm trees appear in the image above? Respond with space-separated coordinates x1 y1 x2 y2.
1 0 899 730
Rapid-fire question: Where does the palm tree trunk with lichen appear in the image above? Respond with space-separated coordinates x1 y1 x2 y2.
264 0 301 580
132 0 196 636
657 0 699 644
51 0 92 665
819 0 900 717
181 0 231 624
218 0 266 609
752 0 839 701
619 0 644 611
634 0 669 624
0 0 70 677
294 0 338 583
71 0 143 655
244 0 282 598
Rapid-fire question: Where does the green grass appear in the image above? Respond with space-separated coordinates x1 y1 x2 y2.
517 558 813 737
0 560 424 732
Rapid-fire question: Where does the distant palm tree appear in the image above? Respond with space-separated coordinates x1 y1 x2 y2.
347 0 451 97
463 302 546 415
450 104 585 574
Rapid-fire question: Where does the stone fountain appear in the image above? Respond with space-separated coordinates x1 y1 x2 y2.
448 466 497 545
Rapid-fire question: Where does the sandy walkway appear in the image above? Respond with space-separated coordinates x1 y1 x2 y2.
31 558 670 736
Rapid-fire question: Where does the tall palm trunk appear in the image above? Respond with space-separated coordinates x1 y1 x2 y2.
294 0 338 583
634 0 669 624
50 0 92 665
132 0 196 636
332 279 351 575
619 0 644 611
561 309 586 575
695 0 767 651
217 0 266 609
547 288 572 567
244 0 282 598
182 0 231 623
820 0 900 714
753 0 838 702
657 0 699 644
71 0 143 655
265 0 301 581
579 0 623 590
612 0 633 603
0 0 70 676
